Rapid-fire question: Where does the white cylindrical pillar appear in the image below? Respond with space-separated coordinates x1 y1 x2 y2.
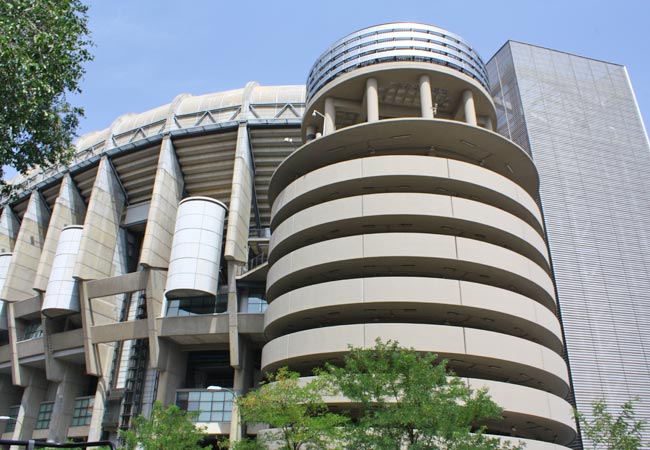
366 77 379 123
0 253 12 330
42 226 83 317
323 97 336 136
165 197 228 299
462 89 477 126
419 75 434 119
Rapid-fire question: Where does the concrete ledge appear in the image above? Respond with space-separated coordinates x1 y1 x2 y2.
86 271 149 299
92 320 149 344
12 295 41 319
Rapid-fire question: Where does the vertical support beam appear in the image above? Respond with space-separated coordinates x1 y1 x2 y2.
87 368 110 441
2 191 50 302
0 374 21 434
7 302 25 386
224 122 254 264
0 206 19 253
10 369 47 442
323 97 336 136
365 77 379 123
484 116 494 131
228 261 241 369
461 89 477 126
73 156 126 281
139 136 184 269
305 125 316 142
419 75 434 119
154 342 187 406
34 174 86 292
47 365 85 443
145 268 165 369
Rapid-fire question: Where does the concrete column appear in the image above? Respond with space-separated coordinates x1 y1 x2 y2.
73 156 126 281
228 261 242 369
87 373 109 441
0 207 19 253
0 375 21 434
47 364 85 443
323 97 336 136
305 125 316 142
154 342 187 406
2 191 50 302
145 268 166 369
10 369 47 442
365 78 379 123
419 75 434 119
139 136 184 269
461 89 477 126
34 174 86 292
224 122 254 264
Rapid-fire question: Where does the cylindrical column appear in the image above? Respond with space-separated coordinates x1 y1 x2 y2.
165 197 228 299
0 253 12 330
484 116 494 131
42 226 83 317
323 97 336 136
305 125 316 142
366 77 379 123
461 89 477 126
419 75 434 119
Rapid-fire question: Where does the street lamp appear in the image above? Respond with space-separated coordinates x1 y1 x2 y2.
207 386 241 442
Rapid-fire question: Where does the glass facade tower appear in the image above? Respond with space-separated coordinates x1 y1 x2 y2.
488 41 650 447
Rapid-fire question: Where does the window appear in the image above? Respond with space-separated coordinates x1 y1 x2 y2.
4 405 19 432
71 396 94 426
35 402 54 429
166 294 227 317
176 390 233 423
246 288 268 313
23 321 43 340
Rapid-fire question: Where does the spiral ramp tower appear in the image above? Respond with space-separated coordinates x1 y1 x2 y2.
262 23 576 448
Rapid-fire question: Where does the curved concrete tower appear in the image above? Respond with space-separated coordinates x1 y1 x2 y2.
263 23 576 448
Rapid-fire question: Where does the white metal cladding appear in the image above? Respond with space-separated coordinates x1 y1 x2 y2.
0 253 13 330
165 197 228 299
306 22 489 101
42 226 83 317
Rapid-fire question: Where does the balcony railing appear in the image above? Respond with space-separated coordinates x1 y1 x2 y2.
176 389 233 423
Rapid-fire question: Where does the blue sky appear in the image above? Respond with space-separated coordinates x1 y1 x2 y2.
72 0 650 138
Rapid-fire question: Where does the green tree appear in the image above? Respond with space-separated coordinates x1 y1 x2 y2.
234 367 348 450
323 339 523 450
122 401 209 450
576 398 645 450
0 0 93 179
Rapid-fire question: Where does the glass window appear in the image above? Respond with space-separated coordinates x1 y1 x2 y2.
23 321 43 340
35 402 54 429
176 390 233 423
166 294 227 317
4 405 19 432
71 396 94 426
246 288 268 313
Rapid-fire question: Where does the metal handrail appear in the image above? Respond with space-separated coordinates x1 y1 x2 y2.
0 439 115 450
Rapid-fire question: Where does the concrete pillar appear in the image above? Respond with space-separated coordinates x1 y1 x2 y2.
0 207 19 253
323 97 336 136
2 191 50 302
419 75 434 119
484 116 494 131
366 78 379 123
224 122 254 264
139 136 184 269
87 372 109 441
154 342 187 406
34 174 86 292
73 156 126 281
305 125 316 142
10 369 47 442
461 89 477 126
47 365 85 443
0 375 22 434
